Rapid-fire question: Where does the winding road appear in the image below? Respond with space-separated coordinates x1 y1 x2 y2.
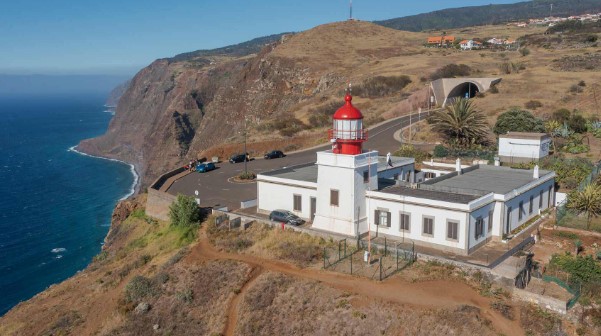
167 111 431 210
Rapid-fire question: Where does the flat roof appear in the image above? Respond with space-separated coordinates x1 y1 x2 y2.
376 185 480 204
377 156 414 171
499 132 550 140
424 165 552 195
260 163 318 183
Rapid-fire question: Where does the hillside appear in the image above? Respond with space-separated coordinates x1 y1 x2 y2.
0 197 569 335
79 19 600 188
376 0 601 32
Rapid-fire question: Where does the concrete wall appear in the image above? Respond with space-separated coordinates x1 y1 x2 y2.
512 285 568 315
468 202 495 252
503 179 555 234
146 188 177 221
257 180 316 220
498 137 551 161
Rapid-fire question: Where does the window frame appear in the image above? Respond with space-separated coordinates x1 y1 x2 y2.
422 216 434 237
539 190 544 208
529 195 534 214
330 189 339 207
363 170 369 183
399 212 411 232
488 210 493 232
519 201 524 221
293 194 302 212
446 220 459 241
475 217 484 240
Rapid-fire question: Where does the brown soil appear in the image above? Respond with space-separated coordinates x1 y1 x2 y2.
188 227 523 336
223 266 264 336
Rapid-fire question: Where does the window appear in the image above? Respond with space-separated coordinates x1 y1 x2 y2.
488 210 493 232
519 201 524 221
363 170 369 183
539 190 544 208
393 173 399 180
422 217 434 236
400 212 410 232
424 172 436 179
293 194 302 212
330 189 339 206
475 217 484 239
447 221 459 241
529 196 534 214
374 210 391 228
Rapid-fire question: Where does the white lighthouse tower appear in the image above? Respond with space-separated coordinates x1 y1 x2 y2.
312 89 378 237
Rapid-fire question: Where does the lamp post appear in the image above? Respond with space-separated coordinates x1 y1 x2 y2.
243 116 248 175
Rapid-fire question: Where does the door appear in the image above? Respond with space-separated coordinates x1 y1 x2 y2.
310 197 316 222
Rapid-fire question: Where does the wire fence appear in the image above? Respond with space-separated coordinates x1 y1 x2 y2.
542 273 582 310
323 238 415 281
556 161 601 232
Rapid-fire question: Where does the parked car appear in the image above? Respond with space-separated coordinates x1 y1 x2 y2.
269 209 305 226
264 150 285 159
196 162 216 173
229 153 249 164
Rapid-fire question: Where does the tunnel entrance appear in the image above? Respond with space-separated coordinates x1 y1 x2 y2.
447 82 480 101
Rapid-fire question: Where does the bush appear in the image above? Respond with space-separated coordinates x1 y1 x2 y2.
429 64 471 81
489 85 499 94
524 100 543 110
124 275 158 303
433 145 449 157
552 108 571 123
394 144 431 162
539 156 593 188
578 80 587 87
353 75 412 98
493 108 545 135
549 253 601 283
238 171 256 180
570 84 584 93
568 114 587 133
169 195 201 228
519 48 531 57
308 101 339 128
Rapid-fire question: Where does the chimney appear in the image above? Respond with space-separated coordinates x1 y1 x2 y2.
533 165 540 179
456 158 462 174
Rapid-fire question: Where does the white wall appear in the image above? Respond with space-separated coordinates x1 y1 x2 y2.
498 137 551 160
366 197 470 254
257 180 316 220
378 164 414 181
502 179 555 234
467 203 495 251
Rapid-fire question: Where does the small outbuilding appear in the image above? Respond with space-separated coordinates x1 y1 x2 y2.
498 132 551 164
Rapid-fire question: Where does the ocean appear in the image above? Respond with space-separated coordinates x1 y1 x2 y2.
0 94 135 316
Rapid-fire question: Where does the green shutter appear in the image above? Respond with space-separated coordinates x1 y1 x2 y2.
374 210 380 225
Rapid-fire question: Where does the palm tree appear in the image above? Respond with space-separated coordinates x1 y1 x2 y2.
429 98 489 147
566 184 601 230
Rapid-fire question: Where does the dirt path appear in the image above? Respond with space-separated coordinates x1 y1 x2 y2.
223 266 263 336
187 229 524 336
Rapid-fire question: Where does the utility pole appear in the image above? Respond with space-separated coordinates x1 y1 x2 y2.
550 3 553 18
349 0 353 20
243 117 248 175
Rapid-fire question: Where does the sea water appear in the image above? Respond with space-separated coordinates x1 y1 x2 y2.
0 94 135 315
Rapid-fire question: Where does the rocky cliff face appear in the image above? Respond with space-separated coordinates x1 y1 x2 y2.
78 21 424 187
105 79 131 107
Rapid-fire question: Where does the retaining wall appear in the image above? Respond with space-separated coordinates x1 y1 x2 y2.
512 286 568 315
146 188 177 221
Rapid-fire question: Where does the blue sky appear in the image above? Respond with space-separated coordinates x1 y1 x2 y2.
0 0 521 75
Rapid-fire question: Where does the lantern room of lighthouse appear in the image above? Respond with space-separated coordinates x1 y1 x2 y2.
312 91 379 237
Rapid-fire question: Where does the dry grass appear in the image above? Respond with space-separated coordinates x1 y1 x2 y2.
236 272 500 336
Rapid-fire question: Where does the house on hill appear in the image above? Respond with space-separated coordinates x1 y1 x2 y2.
427 36 455 47
459 40 483 50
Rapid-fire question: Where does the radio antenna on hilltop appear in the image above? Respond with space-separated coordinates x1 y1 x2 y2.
349 0 353 20
550 3 553 17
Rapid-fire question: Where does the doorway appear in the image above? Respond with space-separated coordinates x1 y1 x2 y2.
310 197 316 222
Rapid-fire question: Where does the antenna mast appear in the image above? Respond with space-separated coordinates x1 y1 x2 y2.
349 0 353 20
550 3 553 17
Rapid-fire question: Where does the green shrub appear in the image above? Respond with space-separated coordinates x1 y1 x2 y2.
124 275 158 303
176 288 194 303
519 48 531 57
433 145 448 157
169 195 201 228
553 231 579 240
238 171 256 180
489 85 499 94
493 108 545 135
549 253 601 283
394 144 431 162
539 156 593 189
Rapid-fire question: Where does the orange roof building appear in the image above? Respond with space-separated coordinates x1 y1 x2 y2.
427 36 455 44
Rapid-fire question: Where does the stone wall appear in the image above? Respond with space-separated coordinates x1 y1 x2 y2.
512 286 568 315
146 188 176 221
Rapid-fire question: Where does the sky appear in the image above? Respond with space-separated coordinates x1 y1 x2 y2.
0 0 522 76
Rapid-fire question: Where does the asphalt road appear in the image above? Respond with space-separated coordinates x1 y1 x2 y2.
167 112 431 210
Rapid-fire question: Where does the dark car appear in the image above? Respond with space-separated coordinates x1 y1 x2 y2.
229 153 249 164
264 150 285 160
269 209 305 226
196 162 216 173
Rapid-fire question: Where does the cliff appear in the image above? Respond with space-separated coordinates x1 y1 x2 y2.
105 79 132 107
77 21 425 187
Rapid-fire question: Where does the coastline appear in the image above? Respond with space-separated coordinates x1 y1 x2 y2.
67 145 139 200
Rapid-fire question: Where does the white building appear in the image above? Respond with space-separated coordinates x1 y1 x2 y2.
257 94 556 255
498 132 552 164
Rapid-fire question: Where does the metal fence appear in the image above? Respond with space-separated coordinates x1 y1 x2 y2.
323 238 415 281
542 274 581 310
556 161 601 232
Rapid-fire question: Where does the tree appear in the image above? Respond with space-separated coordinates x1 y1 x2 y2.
429 98 489 147
493 108 545 135
566 184 601 230
169 194 201 228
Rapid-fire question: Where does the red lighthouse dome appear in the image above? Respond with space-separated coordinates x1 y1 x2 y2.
329 92 368 155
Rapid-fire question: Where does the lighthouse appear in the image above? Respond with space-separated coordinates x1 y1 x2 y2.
312 90 379 236
330 92 368 155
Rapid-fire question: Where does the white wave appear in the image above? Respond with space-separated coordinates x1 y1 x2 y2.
51 248 66 253
55 255 63 259
68 145 139 200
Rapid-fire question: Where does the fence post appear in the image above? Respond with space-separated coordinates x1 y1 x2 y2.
384 237 387 257
350 251 353 275
323 248 326 269
379 257 383 281
396 246 399 270
338 241 341 261
344 239 347 258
